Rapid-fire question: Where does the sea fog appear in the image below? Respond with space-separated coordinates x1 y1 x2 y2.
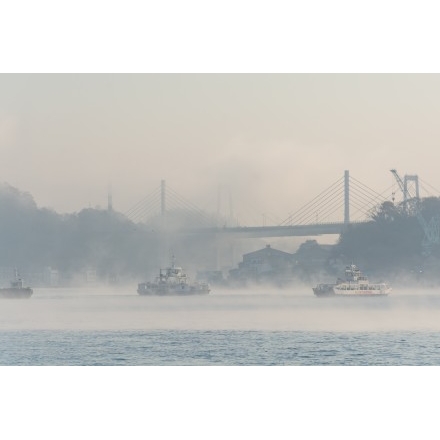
2 285 440 332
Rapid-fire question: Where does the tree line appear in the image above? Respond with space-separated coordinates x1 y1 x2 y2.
1 182 440 284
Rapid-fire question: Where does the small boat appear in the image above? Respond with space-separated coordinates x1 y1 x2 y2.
137 257 210 296
0 270 33 299
313 264 391 297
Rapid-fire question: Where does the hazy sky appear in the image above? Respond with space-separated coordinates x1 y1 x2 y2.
1 74 440 224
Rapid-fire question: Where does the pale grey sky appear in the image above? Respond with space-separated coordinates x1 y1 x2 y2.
1 74 440 224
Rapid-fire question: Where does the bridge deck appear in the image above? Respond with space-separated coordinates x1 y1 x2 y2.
182 221 371 238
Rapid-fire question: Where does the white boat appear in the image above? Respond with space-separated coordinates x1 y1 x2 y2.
137 257 210 296
313 264 391 297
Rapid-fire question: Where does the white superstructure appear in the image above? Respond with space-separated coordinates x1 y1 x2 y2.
313 264 391 297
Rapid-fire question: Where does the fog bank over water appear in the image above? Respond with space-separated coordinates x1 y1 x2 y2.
2 287 440 332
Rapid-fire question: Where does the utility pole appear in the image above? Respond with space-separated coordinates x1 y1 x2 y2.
160 179 168 267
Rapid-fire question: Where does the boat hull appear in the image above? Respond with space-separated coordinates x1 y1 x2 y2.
313 287 391 297
137 283 210 296
332 292 390 297
0 287 33 299
332 287 391 296
313 284 336 297
314 291 390 297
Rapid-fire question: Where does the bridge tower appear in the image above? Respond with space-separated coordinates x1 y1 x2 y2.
391 171 420 213
391 169 438 254
160 179 169 266
107 183 113 212
344 170 350 225
216 185 236 270
404 174 420 209
161 179 166 218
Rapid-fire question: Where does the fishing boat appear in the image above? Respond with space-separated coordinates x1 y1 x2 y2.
313 264 391 297
0 270 33 299
137 257 210 296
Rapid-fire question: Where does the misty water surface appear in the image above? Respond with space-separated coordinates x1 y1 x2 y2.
2 286 440 332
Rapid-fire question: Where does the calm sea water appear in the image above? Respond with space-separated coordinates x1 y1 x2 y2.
2 286 440 365
2 329 440 365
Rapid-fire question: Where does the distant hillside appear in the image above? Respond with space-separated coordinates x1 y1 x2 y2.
0 183 234 286
0 183 164 284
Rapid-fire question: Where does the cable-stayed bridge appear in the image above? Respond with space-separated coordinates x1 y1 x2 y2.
123 170 440 239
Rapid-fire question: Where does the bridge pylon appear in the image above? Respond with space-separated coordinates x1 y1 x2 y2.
344 170 350 225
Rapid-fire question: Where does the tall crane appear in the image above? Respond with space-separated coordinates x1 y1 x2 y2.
390 169 440 253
